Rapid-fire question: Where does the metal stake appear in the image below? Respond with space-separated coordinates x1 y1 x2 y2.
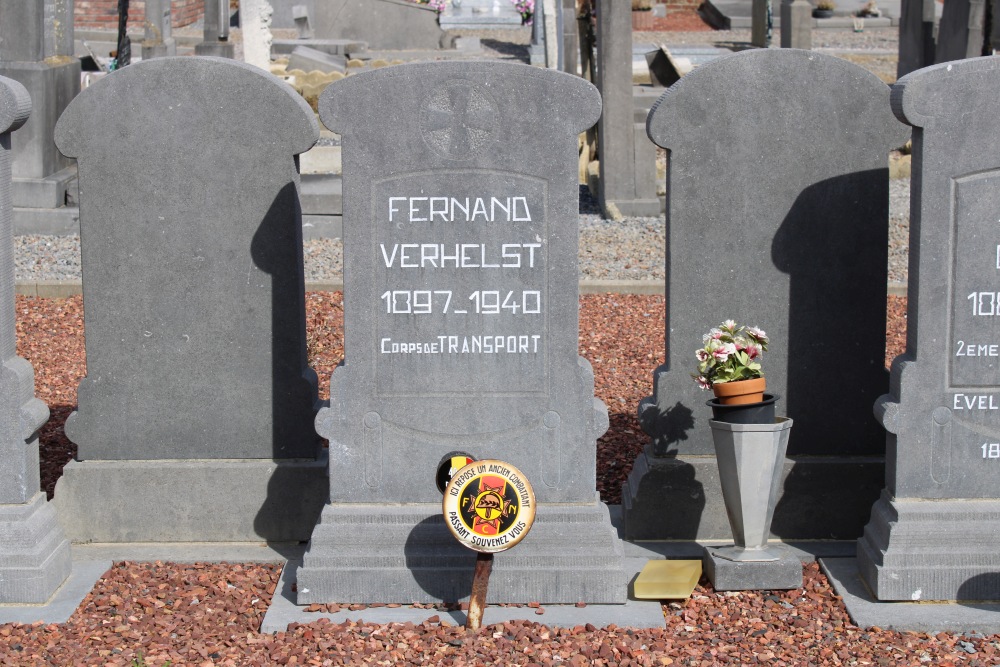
465 552 494 631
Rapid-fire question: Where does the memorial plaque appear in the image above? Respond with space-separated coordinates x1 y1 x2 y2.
859 56 1000 601
442 459 536 553
299 61 626 604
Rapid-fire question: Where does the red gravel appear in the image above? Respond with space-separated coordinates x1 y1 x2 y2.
639 8 716 33
1 292 928 663
16 292 906 504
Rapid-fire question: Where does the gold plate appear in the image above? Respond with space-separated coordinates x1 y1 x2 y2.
633 560 702 599
442 459 536 553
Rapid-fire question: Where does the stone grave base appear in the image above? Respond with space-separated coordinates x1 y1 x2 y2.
702 546 803 591
620 447 884 541
52 456 329 543
858 492 1000 601
0 493 72 604
297 496 627 604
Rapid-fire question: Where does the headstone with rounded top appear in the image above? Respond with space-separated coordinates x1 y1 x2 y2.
297 60 626 604
859 56 1000 601
51 57 326 544
623 49 909 543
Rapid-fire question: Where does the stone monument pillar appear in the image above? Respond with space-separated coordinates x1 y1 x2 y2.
935 0 987 63
595 0 660 218
141 0 177 60
859 56 1000 601
0 0 80 209
196 0 236 58
0 75 71 604
780 0 812 49
529 0 547 65
242 0 275 70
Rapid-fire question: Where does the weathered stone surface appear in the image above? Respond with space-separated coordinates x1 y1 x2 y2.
55 57 320 462
0 74 70 604
299 61 625 603
625 49 908 540
859 56 1000 601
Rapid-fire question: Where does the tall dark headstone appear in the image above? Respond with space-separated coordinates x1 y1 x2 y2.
595 0 660 219
897 0 937 77
0 75 71 604
0 0 80 209
51 57 326 543
935 0 988 63
859 56 1000 601
298 61 625 604
623 49 909 541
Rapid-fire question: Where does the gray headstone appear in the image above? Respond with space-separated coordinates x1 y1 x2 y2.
623 49 909 541
54 57 320 461
141 0 177 60
858 56 1000 601
897 0 936 77
595 0 660 219
0 74 71 604
298 61 626 604
0 0 80 208
935 0 987 63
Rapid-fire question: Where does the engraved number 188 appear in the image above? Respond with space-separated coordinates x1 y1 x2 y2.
982 442 1000 458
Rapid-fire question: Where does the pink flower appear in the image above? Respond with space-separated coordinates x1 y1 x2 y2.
713 342 736 362
696 349 711 362
747 326 767 341
695 375 711 390
746 342 761 359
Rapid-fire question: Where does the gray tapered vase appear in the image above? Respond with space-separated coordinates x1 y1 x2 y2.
708 417 793 562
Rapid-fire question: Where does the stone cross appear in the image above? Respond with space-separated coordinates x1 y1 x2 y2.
297 61 626 605
859 56 1000 601
623 49 909 542
0 74 71 604
51 57 326 544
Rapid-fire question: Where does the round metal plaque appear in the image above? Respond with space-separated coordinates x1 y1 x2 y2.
435 451 476 494
442 459 536 553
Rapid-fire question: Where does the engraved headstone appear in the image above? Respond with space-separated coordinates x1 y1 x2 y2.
624 49 909 541
859 56 1000 601
51 57 326 543
0 0 81 209
0 75 71 603
297 61 625 604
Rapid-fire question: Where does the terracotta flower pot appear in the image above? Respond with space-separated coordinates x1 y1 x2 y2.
711 377 766 405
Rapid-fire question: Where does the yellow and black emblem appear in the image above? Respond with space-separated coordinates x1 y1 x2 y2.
442 459 536 553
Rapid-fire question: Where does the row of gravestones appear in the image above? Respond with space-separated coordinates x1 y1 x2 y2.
1 49 999 606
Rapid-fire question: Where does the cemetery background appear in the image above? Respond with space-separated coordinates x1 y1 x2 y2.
2 2 992 665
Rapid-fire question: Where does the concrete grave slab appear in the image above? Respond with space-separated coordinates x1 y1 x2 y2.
288 46 348 74
625 49 909 541
298 61 626 604
0 560 109 625
858 56 1000 601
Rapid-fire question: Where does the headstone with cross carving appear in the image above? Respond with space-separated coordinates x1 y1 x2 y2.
297 61 626 604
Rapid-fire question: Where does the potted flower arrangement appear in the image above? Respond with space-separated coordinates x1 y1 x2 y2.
693 320 798 582
693 320 774 422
